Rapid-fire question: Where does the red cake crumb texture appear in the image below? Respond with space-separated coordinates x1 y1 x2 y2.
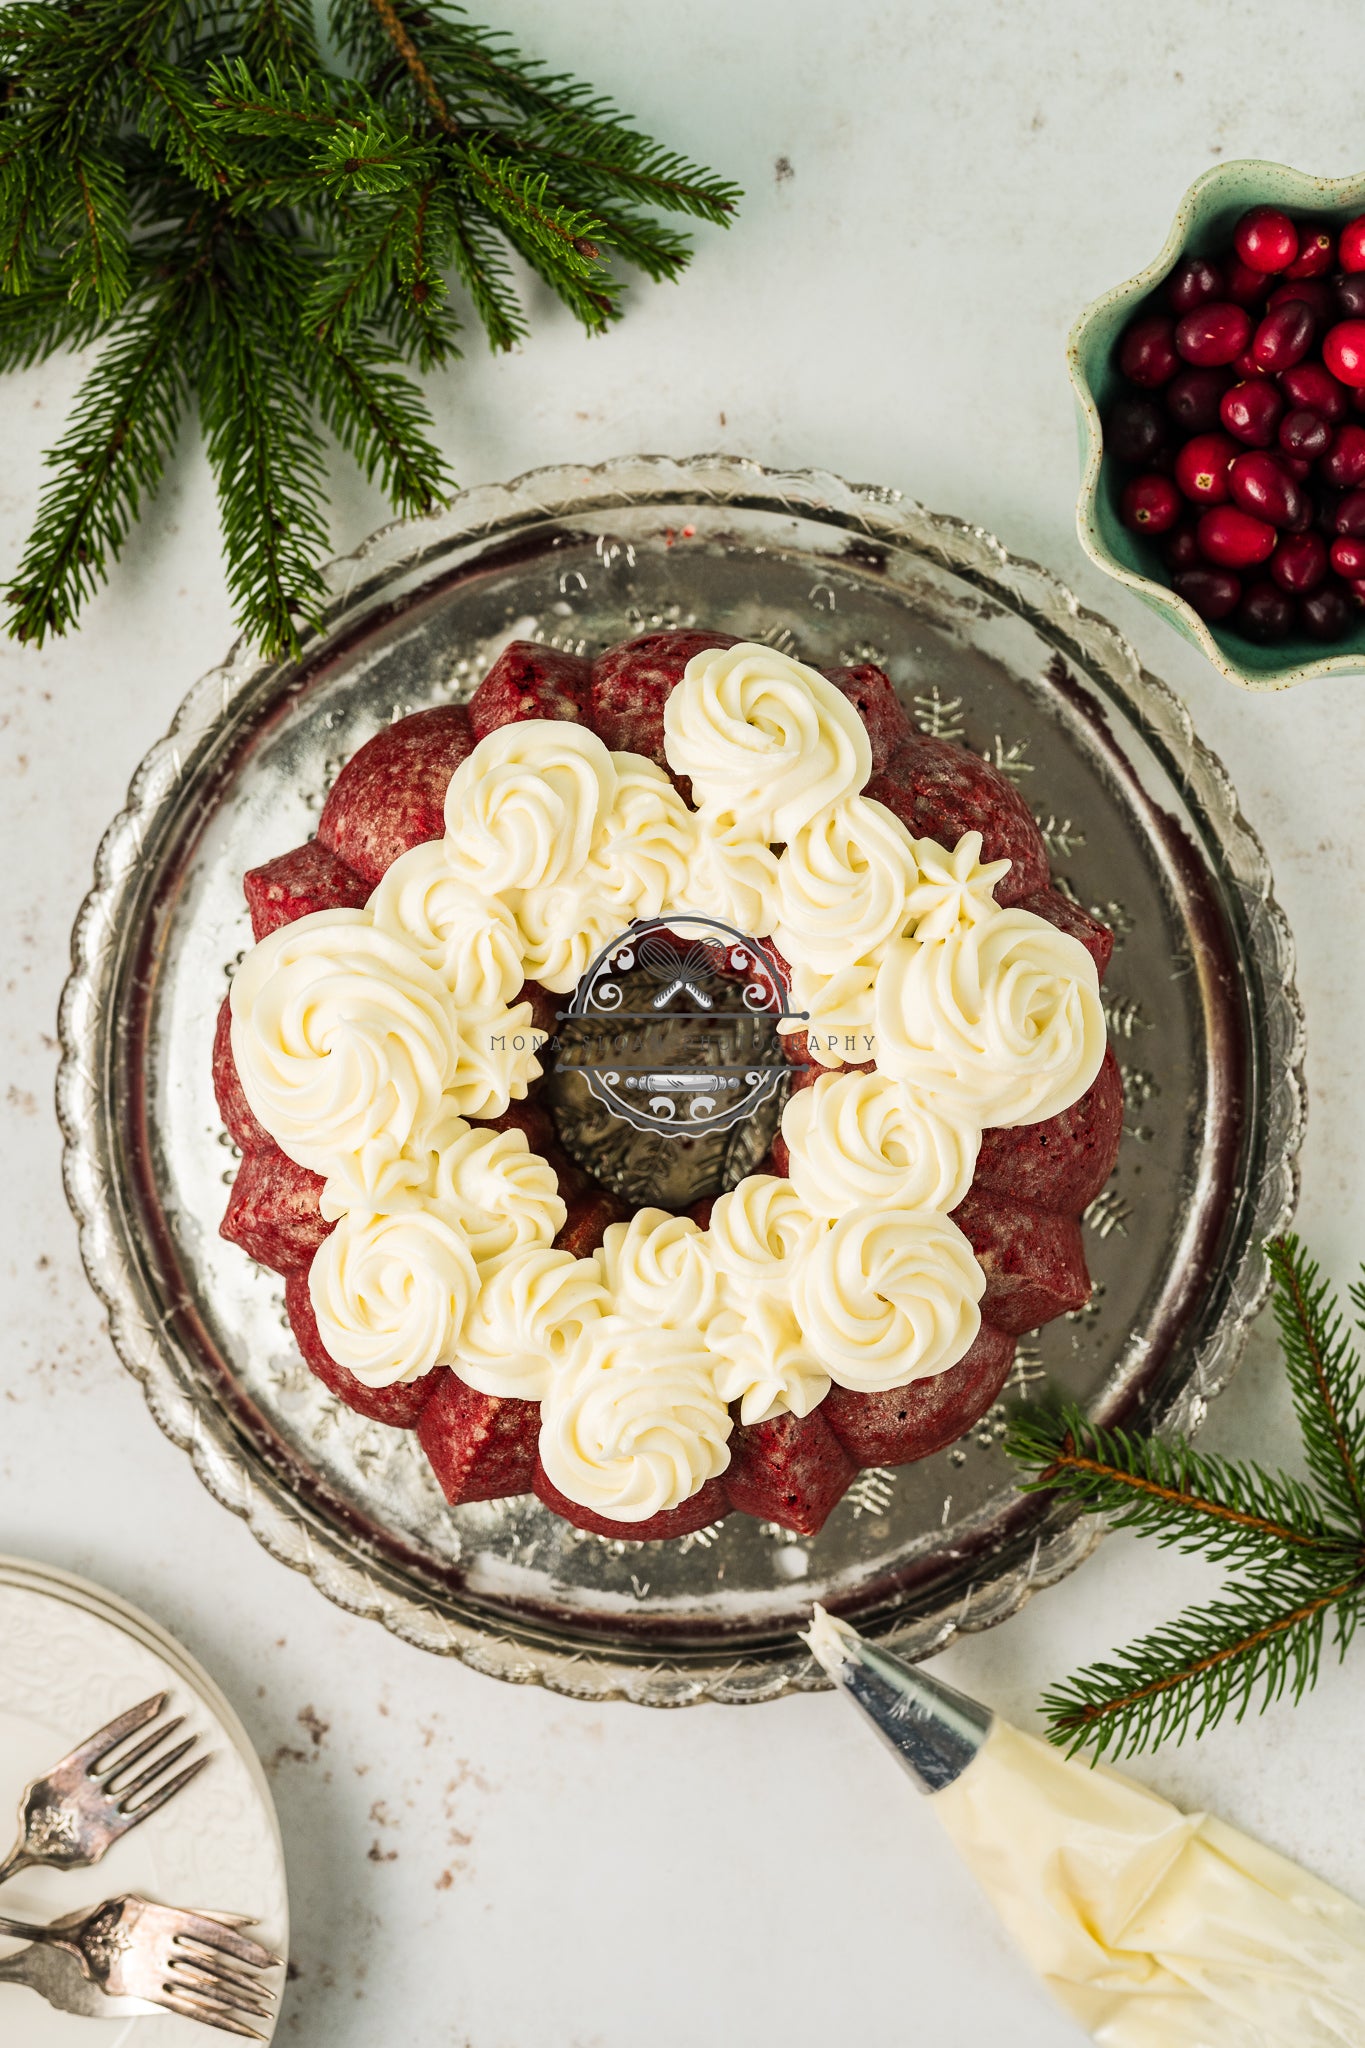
217 630 1123 1540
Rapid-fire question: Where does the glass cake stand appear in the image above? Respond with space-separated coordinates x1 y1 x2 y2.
58 455 1304 1705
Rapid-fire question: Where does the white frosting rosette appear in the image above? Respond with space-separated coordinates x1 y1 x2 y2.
777 956 881 1069
874 910 1106 1127
539 1315 732 1521
308 1199 478 1387
663 642 872 841
443 998 545 1118
792 1206 985 1393
782 1071 979 1219
706 1175 821 1287
706 1296 831 1425
902 830 1013 940
590 757 697 918
672 803 781 936
369 841 525 1010
594 1209 720 1329
229 908 459 1193
443 721 616 894
771 795 918 973
426 1120 565 1264
452 1245 607 1401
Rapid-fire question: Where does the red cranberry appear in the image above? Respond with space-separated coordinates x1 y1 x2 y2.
1270 530 1328 594
1174 431 1237 505
1322 423 1365 487
1334 488 1365 536
1279 408 1333 460
1323 321 1365 387
1279 360 1349 422
1165 366 1230 433
1175 303 1252 367
1227 451 1308 530
1349 579 1365 606
1267 277 1335 323
1119 313 1180 386
1166 255 1224 313
1197 505 1277 567
1251 301 1316 372
1220 380 1283 446
1120 473 1182 534
1280 454 1313 483
1234 206 1298 274
1224 256 1273 305
1340 215 1365 274
1106 394 1170 466
1233 348 1270 380
1164 521 1201 570
1173 566 1242 620
1330 536 1365 577
1335 274 1365 318
1235 578 1294 642
1284 226 1336 279
1300 584 1353 639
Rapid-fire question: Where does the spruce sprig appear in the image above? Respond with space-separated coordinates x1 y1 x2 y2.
1 0 740 655
1005 1234 1365 1760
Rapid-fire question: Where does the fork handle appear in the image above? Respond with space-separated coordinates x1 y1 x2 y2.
0 1913 75 1947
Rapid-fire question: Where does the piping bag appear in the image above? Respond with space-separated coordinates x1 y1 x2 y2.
803 1606 1365 2047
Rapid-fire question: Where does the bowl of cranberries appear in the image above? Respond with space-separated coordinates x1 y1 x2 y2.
1070 160 1365 687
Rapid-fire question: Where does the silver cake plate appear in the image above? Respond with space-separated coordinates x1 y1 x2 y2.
58 456 1304 1705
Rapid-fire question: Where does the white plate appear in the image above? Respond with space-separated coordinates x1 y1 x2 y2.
0 1557 288 2044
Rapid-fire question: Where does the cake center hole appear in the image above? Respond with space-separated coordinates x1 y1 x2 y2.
541 933 790 1212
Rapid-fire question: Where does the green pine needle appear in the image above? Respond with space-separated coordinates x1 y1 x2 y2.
1005 1233 1365 1761
1 0 740 655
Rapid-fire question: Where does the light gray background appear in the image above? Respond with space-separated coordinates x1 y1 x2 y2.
3 4 1362 2041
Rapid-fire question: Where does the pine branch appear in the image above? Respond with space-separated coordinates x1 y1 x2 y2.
1007 1405 1347 1568
1006 1236 1365 1759
1269 1233 1365 1531
1041 1568 1364 1761
7 296 189 643
2 0 739 651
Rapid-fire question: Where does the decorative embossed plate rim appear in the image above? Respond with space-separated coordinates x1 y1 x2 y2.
0 1554 287 2042
57 455 1304 1706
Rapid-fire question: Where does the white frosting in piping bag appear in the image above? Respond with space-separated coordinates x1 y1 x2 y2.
935 1719 1365 2048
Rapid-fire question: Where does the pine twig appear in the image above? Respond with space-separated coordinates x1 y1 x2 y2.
2 0 740 655
1004 1234 1365 1758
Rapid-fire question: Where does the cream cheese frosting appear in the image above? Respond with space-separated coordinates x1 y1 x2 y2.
229 649 1112 1523
781 1070 979 1218
875 907 1106 1126
539 1315 733 1521
452 1245 607 1401
309 1198 479 1387
663 642 872 840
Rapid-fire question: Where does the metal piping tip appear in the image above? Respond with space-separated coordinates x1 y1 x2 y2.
802 1605 993 1795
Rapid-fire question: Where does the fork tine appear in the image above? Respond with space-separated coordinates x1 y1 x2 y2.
171 1916 281 1968
118 1753 211 1821
171 1945 274 1996
109 1734 197 1803
58 1692 169 1772
157 1991 269 2040
98 1715 185 1784
167 1963 275 2020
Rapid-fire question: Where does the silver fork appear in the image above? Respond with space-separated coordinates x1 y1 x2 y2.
0 1893 281 2038
0 1690 211 1885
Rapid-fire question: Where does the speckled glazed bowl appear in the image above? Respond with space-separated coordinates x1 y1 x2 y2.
1069 158 1365 691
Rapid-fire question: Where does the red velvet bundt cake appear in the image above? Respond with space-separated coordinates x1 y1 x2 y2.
215 632 1122 1539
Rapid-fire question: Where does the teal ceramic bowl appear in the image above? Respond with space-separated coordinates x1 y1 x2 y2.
1068 158 1365 690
